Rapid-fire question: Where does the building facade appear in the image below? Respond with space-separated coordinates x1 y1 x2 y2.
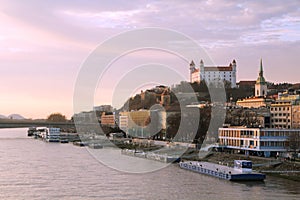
218 127 300 157
119 115 129 133
292 105 300 129
270 100 292 129
190 59 237 88
100 112 116 127
270 92 300 129
119 109 166 138
236 97 273 108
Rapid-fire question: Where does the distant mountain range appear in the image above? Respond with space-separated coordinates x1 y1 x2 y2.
0 114 26 120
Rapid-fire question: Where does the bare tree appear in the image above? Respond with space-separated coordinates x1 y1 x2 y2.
47 113 67 122
289 132 300 159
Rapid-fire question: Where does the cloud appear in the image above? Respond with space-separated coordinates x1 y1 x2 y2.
0 0 300 118
59 9 145 29
1 0 299 46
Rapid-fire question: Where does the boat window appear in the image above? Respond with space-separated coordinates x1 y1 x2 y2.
242 162 252 169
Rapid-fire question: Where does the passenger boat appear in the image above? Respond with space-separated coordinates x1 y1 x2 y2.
45 128 60 142
179 160 266 181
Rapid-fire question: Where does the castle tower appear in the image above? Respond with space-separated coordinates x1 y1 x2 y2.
232 59 236 72
199 59 204 80
255 59 268 97
200 59 204 71
189 60 195 72
189 60 196 82
231 59 237 88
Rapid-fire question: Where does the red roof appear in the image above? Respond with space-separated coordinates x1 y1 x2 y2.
192 68 200 73
291 83 300 89
238 81 256 86
204 66 233 71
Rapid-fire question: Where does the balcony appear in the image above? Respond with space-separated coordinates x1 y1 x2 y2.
260 136 288 142
259 146 287 151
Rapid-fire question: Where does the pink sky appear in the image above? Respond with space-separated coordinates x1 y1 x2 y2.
0 1 300 119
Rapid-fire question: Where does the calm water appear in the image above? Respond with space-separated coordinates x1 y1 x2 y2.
0 128 299 200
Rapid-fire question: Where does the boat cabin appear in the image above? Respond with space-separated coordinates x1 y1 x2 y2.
234 160 252 173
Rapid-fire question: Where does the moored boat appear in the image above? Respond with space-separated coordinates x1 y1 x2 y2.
179 160 266 181
73 141 88 147
88 143 103 149
27 127 37 136
45 128 60 142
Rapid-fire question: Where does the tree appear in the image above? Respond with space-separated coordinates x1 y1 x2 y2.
47 113 67 122
289 132 300 159
166 112 181 140
224 80 232 89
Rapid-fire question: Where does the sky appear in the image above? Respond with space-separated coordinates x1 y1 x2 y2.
0 0 300 119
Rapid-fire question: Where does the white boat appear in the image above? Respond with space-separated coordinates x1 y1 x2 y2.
45 128 60 142
179 160 266 181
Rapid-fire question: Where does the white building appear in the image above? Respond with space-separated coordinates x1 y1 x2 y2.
190 59 237 88
218 127 300 157
119 115 128 133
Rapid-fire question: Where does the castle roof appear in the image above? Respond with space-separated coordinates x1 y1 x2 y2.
191 68 200 73
204 66 233 71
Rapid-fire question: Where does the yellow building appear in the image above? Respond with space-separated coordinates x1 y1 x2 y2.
100 113 115 127
119 110 150 138
270 92 300 129
236 97 273 108
292 105 300 129
270 100 292 129
119 109 166 138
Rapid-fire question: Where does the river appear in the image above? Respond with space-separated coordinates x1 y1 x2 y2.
0 128 299 200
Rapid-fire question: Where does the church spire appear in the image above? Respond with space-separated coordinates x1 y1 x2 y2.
256 58 266 84
259 58 263 77
255 58 267 97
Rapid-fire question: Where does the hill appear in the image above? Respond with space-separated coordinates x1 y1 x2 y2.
7 114 26 120
0 114 8 119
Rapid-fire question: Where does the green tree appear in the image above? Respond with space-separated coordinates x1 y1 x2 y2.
47 113 67 122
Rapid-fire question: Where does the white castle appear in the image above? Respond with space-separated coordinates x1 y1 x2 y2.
189 59 237 88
